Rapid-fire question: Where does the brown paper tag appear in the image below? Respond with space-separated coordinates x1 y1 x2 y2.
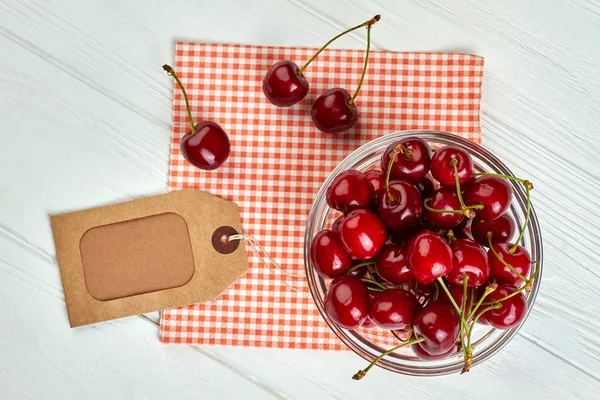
50 189 248 327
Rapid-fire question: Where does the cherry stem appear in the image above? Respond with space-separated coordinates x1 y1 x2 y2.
361 278 387 291
163 64 195 134
466 303 502 351
385 144 413 203
298 15 380 75
451 159 479 218
436 277 468 361
391 328 413 343
461 276 470 358
510 184 531 254
487 233 530 284
468 287 475 315
352 337 424 380
423 198 478 215
432 280 440 301
482 285 527 306
366 286 384 292
349 21 374 104
473 173 535 191
346 261 375 275
446 229 457 244
466 282 497 321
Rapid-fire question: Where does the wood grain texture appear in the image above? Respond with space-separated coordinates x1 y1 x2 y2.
1 0 599 398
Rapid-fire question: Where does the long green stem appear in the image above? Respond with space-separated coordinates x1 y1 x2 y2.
298 15 380 75
361 278 387 290
423 198 466 215
487 234 529 283
346 261 375 275
437 277 468 361
482 286 526 306
473 173 534 191
385 144 413 203
466 283 497 321
352 337 424 380
451 159 469 210
349 24 372 104
467 303 502 347
510 185 531 254
163 64 195 134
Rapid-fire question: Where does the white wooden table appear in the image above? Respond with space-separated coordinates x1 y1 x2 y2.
1 1 599 398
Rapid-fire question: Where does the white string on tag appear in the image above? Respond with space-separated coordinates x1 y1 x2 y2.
227 233 304 292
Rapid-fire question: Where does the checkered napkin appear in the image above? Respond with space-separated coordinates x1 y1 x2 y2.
159 42 484 349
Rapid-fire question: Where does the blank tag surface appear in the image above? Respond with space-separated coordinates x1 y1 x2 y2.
51 189 248 327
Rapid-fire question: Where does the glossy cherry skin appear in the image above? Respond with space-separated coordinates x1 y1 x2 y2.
412 342 455 360
447 239 490 287
381 138 432 181
483 284 527 329
423 187 464 229
347 263 369 279
375 244 413 285
365 169 385 209
331 215 344 234
489 243 531 285
441 284 479 312
324 275 370 329
180 121 230 170
465 176 513 221
310 230 353 279
413 301 460 355
339 209 387 260
472 213 516 246
369 289 419 330
430 146 473 187
407 230 453 284
326 170 372 212
311 88 358 134
413 175 435 199
262 60 309 107
377 181 422 230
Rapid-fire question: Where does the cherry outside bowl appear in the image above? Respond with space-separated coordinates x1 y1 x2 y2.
303 131 543 376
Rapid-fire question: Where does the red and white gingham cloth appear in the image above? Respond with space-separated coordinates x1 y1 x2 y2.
159 42 484 350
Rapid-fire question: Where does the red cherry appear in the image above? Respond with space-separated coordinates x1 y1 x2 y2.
369 289 419 330
163 65 231 171
326 170 372 212
423 187 464 229
324 275 370 329
471 214 516 246
331 215 344 234
447 239 490 287
262 60 309 107
375 244 413 285
180 121 231 170
413 301 460 355
365 170 385 194
465 176 513 221
489 243 531 285
311 88 358 134
310 230 353 279
377 181 422 230
441 284 480 312
430 146 473 187
412 175 435 199
412 342 456 360
381 138 432 181
483 284 527 329
407 231 453 284
339 209 387 260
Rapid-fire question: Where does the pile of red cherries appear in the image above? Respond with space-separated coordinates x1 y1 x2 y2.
309 136 538 379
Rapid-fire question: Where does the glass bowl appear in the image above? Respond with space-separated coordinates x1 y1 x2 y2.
303 130 543 376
